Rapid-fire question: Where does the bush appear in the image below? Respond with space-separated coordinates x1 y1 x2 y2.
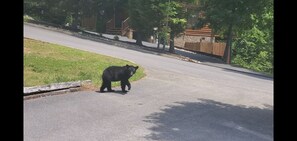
24 15 34 22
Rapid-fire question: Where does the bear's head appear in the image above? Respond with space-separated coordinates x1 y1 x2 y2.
125 64 139 77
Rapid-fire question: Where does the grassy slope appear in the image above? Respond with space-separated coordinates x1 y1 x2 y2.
24 38 145 88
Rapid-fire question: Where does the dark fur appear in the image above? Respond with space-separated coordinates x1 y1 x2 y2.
100 65 139 93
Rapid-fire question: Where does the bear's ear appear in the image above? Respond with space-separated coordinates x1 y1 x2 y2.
135 66 139 70
126 64 129 68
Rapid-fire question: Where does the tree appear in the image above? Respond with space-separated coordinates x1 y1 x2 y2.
128 0 197 52
24 0 68 24
128 0 160 46
232 4 273 74
196 0 272 64
153 0 198 53
25 0 104 27
60 0 103 29
158 1 187 53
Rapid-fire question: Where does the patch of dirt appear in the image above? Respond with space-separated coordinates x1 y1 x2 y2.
24 47 31 53
81 84 98 91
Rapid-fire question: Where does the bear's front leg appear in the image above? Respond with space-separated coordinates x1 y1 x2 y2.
121 80 128 93
127 80 131 90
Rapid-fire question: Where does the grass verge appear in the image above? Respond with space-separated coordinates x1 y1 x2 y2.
24 38 146 89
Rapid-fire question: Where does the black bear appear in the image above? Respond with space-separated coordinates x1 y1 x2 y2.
100 64 139 93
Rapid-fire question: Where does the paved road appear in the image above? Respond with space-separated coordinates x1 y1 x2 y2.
24 24 273 141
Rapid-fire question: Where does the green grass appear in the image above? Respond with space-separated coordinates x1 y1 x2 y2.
24 38 146 88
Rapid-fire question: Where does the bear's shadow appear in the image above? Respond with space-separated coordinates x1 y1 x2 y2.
95 90 128 95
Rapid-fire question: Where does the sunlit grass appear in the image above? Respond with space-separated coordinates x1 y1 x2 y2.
24 38 145 88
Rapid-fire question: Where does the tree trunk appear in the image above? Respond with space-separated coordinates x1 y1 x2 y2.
72 13 79 29
223 24 233 64
162 37 166 50
169 31 175 53
72 2 80 30
136 31 143 46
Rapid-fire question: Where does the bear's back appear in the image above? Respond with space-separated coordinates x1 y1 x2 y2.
102 66 127 81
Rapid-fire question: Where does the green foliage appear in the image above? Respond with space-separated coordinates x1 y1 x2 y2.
196 0 273 73
64 13 73 25
25 0 195 49
128 0 197 51
196 0 270 32
24 15 35 22
24 0 104 26
232 2 273 74
24 0 67 25
158 0 197 52
128 0 158 35
232 14 273 74
157 1 187 37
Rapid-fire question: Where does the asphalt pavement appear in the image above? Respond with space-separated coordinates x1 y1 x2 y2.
24 23 273 141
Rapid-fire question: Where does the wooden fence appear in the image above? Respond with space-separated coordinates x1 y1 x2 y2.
81 16 97 31
184 42 226 57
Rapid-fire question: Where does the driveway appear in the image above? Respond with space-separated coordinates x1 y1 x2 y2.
24 24 273 141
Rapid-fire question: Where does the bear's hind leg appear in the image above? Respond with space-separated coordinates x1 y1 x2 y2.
106 81 114 92
100 81 107 92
